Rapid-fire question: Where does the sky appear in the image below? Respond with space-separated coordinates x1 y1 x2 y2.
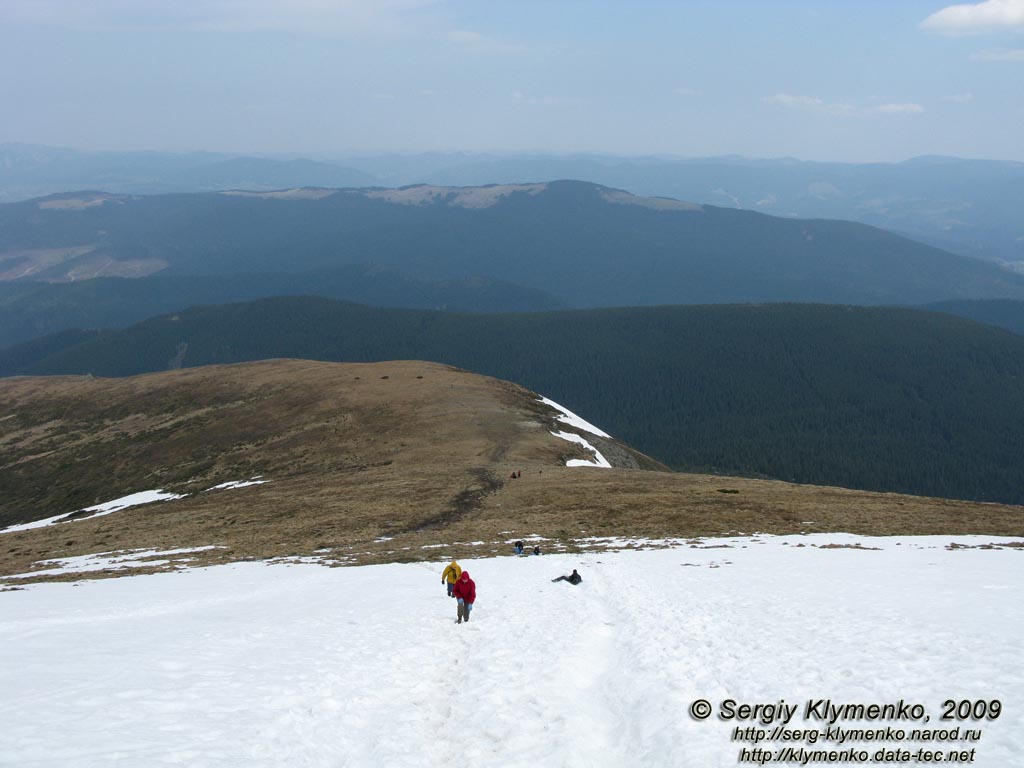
0 0 1023 162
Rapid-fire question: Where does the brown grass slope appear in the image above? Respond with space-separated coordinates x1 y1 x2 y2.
1 359 1020 582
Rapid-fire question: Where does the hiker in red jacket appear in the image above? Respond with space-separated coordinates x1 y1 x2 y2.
453 570 476 624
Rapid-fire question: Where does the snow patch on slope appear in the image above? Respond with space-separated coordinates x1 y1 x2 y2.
551 430 612 468
204 477 269 492
7 546 225 579
538 395 611 438
1 490 186 534
4 478 272 535
539 395 612 467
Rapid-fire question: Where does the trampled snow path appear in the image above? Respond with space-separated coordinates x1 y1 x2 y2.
1 535 1022 767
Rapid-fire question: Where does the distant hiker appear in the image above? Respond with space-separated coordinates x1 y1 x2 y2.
513 541 524 556
453 570 476 623
510 471 517 479
442 560 462 597
516 470 522 479
552 569 582 585
532 545 541 556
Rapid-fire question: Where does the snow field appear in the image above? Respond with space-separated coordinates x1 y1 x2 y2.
1 535 1022 767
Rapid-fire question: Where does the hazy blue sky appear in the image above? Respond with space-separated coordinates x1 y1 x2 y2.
1 0 1022 161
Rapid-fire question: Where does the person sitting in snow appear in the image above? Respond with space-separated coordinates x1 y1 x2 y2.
441 559 462 598
453 570 476 624
551 569 582 585
532 545 541 556
513 541 524 556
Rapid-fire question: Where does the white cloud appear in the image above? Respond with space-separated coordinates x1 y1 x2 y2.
942 92 976 102
972 47 1024 58
766 93 829 109
764 94 923 117
922 0 1024 34
866 103 925 115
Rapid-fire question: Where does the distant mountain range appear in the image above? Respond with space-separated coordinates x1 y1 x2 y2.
3 180 1024 349
4 144 1022 268
924 299 1024 337
8 297 1024 506
0 143 374 200
336 152 1024 269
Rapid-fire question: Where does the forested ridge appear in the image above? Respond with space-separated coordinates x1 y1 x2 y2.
4 181 1024 310
0 267 561 349
8 298 1024 506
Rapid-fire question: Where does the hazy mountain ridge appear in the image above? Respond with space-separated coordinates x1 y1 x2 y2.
334 152 1024 266
4 144 1021 267
9 297 1024 506
924 299 1024 337
3 180 1022 312
0 143 373 201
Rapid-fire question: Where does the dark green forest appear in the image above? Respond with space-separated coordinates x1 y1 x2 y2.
0 267 562 349
8 298 1024 506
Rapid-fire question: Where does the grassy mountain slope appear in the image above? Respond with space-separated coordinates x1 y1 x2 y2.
3 181 1022 308
2 359 1019 583
0 359 662 529
12 298 1024 505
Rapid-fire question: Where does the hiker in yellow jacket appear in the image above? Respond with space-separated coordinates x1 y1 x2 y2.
442 560 462 598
